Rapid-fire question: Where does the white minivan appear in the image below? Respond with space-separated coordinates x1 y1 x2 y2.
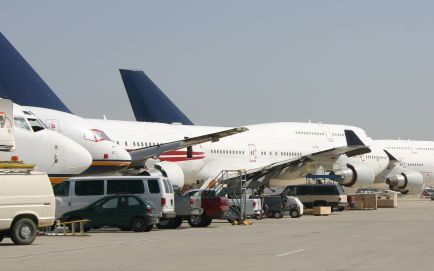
53 176 176 219
0 171 55 245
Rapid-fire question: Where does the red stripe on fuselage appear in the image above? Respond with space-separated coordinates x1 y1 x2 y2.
160 156 205 162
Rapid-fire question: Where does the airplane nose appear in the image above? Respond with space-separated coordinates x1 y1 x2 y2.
63 141 93 174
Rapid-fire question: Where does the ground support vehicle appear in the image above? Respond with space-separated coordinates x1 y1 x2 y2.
224 197 263 221
157 193 203 229
284 184 347 211
183 189 230 227
262 195 302 218
0 163 55 245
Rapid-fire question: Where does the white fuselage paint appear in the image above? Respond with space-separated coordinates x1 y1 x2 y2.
87 119 390 187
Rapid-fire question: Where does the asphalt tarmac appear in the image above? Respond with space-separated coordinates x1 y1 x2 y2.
1 198 433 271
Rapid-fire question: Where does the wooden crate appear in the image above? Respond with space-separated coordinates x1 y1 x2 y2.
312 206 331 216
377 192 398 208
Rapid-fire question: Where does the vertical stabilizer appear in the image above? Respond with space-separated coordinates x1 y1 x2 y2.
119 69 194 125
0 32 71 113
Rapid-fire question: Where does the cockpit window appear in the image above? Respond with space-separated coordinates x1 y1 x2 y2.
14 117 31 131
27 118 45 132
84 129 112 142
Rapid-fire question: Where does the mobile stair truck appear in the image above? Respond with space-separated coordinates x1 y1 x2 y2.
0 99 55 245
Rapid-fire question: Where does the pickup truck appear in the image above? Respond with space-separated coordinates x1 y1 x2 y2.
183 189 230 227
157 193 203 229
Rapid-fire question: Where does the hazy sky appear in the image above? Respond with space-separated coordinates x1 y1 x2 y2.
1 1 434 140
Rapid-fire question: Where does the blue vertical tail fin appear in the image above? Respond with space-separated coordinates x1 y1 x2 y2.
0 32 71 113
119 69 193 125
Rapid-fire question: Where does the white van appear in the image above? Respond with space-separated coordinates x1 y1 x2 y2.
53 176 175 219
0 171 55 245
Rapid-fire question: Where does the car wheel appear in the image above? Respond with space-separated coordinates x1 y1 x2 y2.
130 217 147 232
289 209 300 218
201 216 212 227
188 214 204 227
0 233 4 242
172 216 183 229
156 218 174 229
273 212 283 219
338 206 345 212
10 218 37 245
144 225 154 232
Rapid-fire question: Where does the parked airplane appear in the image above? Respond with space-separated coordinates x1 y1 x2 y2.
0 100 92 183
0 32 248 188
118 69 426 193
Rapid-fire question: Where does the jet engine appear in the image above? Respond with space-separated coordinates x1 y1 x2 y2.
386 170 423 194
140 161 185 188
330 163 376 187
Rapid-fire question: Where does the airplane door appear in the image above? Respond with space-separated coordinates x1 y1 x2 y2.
319 124 334 143
248 144 257 163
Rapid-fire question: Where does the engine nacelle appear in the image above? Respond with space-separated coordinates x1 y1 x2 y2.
331 163 375 187
386 171 423 194
140 161 185 188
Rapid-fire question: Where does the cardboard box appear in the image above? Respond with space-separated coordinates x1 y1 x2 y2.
312 206 331 216
377 192 398 208
348 193 377 210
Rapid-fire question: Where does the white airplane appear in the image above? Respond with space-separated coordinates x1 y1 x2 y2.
376 140 434 189
0 100 93 183
117 69 426 193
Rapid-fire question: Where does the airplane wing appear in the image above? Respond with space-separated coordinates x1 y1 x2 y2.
217 129 371 189
128 127 248 166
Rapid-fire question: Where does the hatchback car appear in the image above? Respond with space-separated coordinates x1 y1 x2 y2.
61 195 159 232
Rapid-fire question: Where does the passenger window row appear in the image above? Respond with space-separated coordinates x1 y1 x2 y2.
115 140 163 148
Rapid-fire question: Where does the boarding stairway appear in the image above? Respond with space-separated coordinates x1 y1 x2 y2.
201 170 249 222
